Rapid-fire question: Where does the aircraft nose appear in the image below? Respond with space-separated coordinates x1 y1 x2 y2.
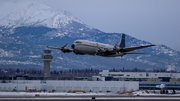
71 44 75 49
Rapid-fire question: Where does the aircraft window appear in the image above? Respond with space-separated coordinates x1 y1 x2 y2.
75 41 81 43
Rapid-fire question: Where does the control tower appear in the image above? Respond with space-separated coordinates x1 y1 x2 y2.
42 50 53 77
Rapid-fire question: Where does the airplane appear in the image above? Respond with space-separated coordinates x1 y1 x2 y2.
39 34 155 57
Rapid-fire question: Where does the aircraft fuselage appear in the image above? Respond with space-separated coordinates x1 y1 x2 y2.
39 34 155 57
72 40 118 56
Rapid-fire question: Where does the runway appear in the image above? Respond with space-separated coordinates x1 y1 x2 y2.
1 92 180 101
1 96 180 101
1 98 180 101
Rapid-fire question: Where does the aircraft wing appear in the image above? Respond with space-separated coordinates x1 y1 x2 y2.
106 52 145 57
122 44 155 52
123 52 145 54
39 45 73 53
39 45 62 50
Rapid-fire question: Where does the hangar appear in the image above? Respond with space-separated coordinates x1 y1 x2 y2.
0 80 139 93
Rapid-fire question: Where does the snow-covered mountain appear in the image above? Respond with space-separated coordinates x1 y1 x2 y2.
0 0 83 29
0 0 180 71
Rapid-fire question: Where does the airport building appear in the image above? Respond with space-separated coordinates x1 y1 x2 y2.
139 81 180 90
98 70 180 82
0 80 139 93
99 70 180 79
1 70 180 93
98 70 180 90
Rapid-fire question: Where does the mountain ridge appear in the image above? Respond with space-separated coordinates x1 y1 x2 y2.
0 0 84 29
0 1 180 71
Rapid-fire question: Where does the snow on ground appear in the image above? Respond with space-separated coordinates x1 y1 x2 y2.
1 97 180 100
133 90 159 95
119 90 156 95
0 92 116 97
1 90 180 97
2 91 180 100
120 90 180 96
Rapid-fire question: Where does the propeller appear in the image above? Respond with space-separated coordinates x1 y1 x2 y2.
55 45 63 56
61 44 68 52
57 44 74 57
61 44 68 50
95 43 107 55
56 44 68 56
113 41 119 50
113 41 124 54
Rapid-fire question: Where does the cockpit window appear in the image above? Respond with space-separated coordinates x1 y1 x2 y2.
75 41 81 43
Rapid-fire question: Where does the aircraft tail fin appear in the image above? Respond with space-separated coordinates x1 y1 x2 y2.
119 33 125 48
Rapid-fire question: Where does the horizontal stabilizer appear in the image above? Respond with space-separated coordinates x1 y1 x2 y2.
123 44 156 52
